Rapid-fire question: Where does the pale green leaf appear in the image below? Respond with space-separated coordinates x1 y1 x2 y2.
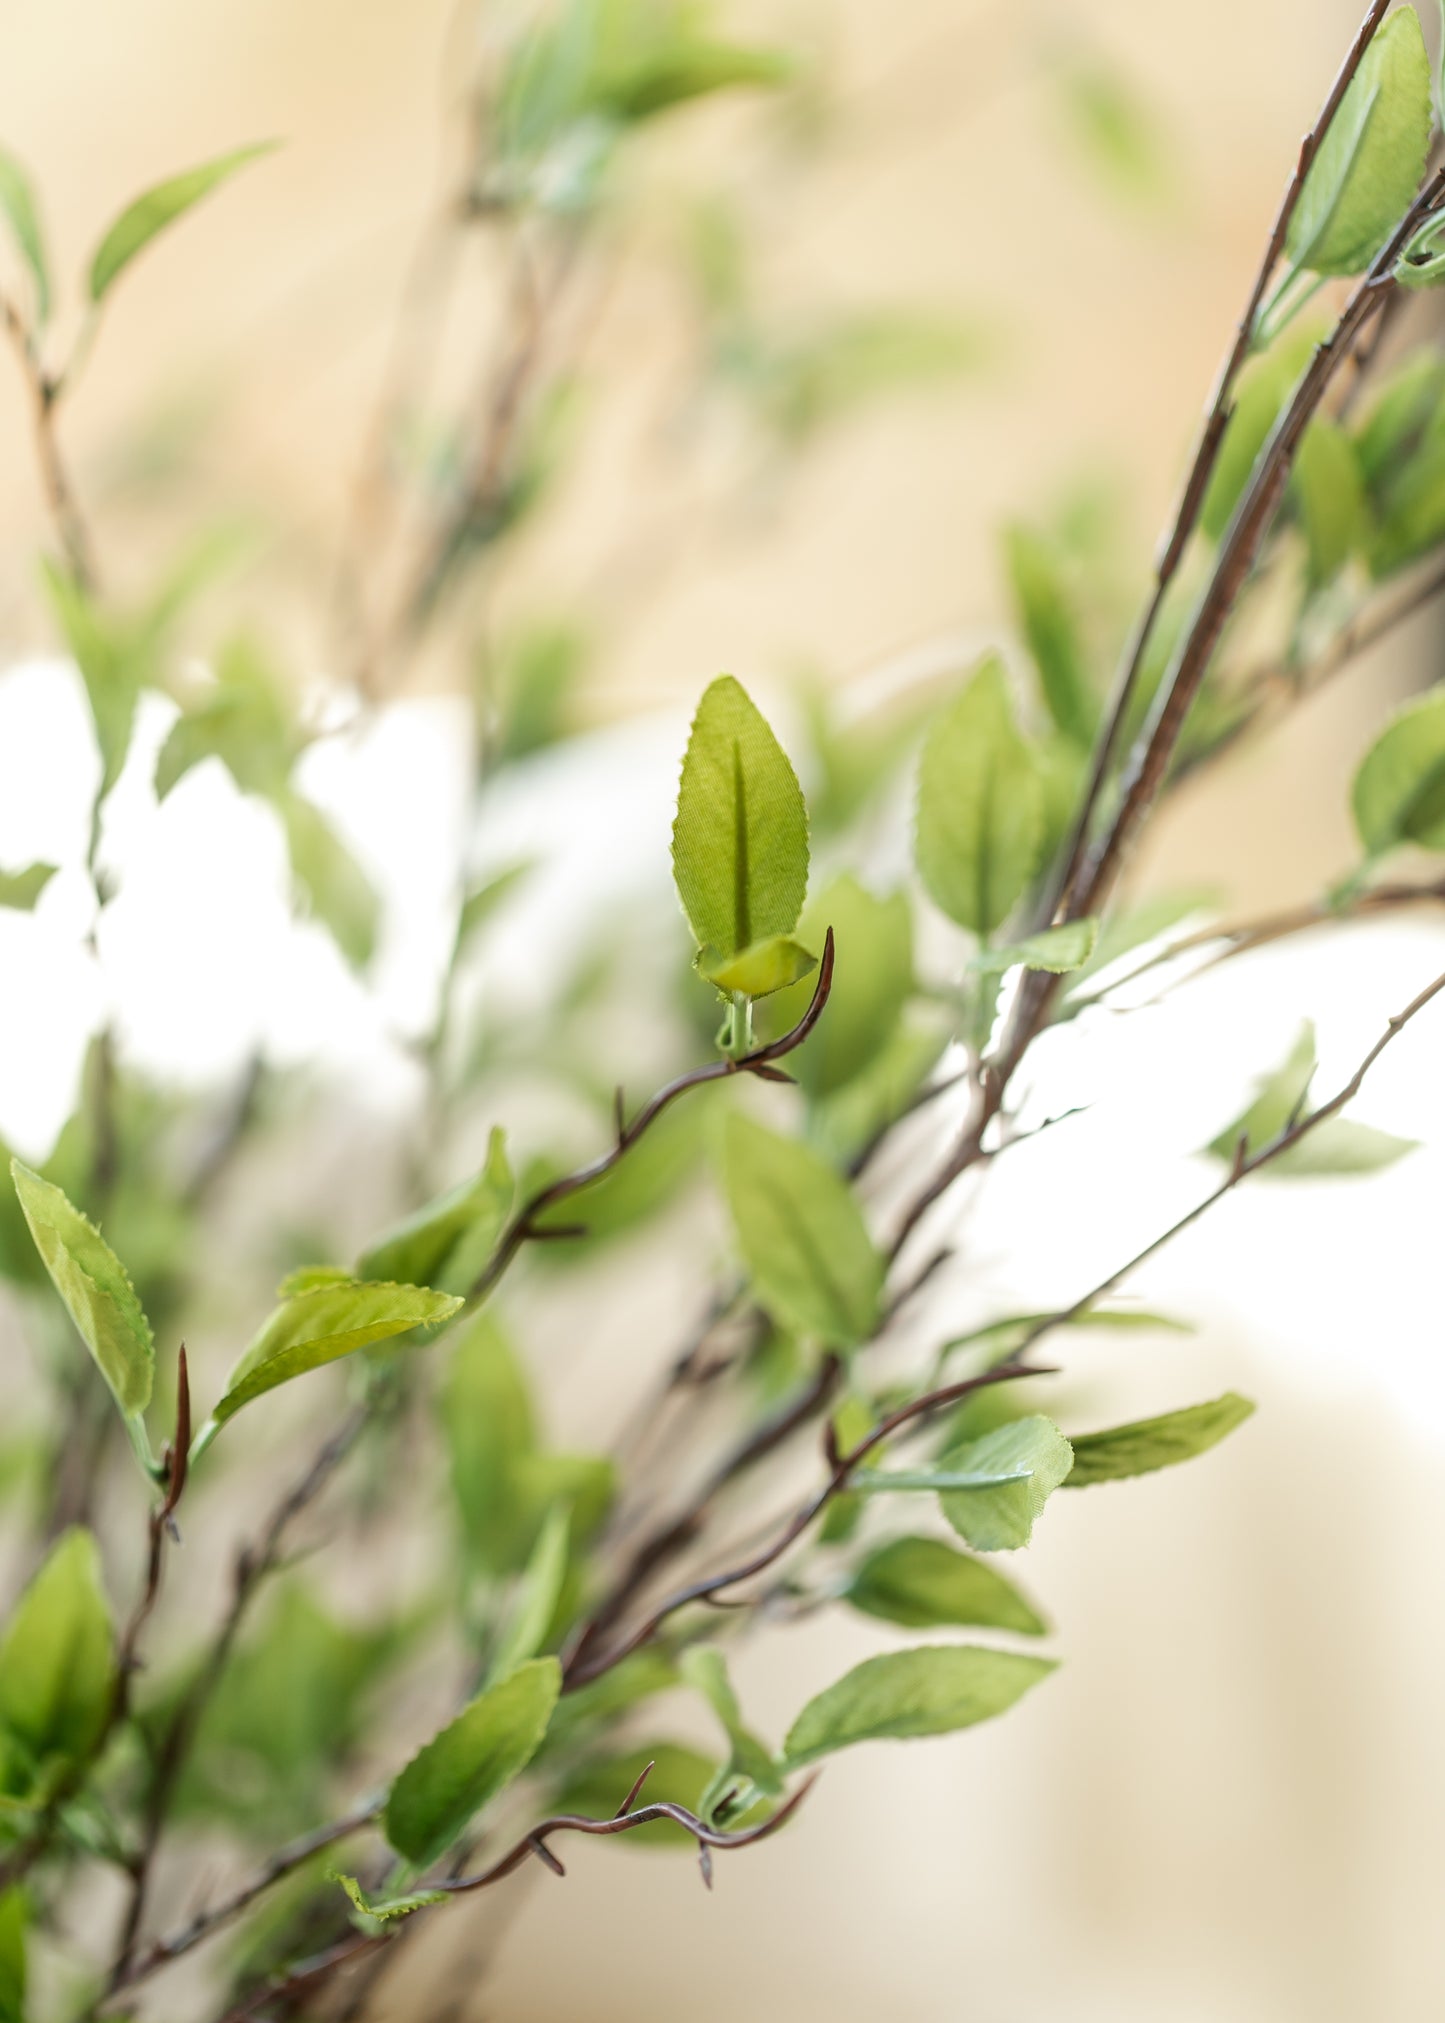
357 1129 513 1296
155 636 296 802
1285 9 1432 277
1201 324 1321 541
1066 1392 1255 1486
697 934 817 1000
89 142 277 302
0 865 57 912
680 1647 782 1801
938 1415 1074 1551
1206 1023 1417 1175
384 1656 560 1867
282 792 380 970
0 146 48 323
781 1645 1056 1769
486 1504 570 1683
845 1536 1047 1635
206 1279 463 1435
720 1111 882 1349
332 1872 447 1925
10 1160 154 1420
914 655 1043 935
671 675 809 961
0 1529 114 1781
1292 416 1364 587
1353 688 1445 854
1003 524 1096 746
971 917 1099 975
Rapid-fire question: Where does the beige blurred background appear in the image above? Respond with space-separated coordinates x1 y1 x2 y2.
8 1 1445 2018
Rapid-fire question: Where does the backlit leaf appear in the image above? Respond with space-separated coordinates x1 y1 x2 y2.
971 917 1099 975
205 1280 463 1437
938 1415 1074 1551
10 1160 154 1421
0 865 57 913
760 875 914 1097
1286 9 1431 277
384 1657 560 1867
914 655 1042 935
697 934 817 1000
1353 688 1445 855
672 675 809 962
333 1873 446 1925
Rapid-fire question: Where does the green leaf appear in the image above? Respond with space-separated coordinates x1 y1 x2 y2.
281 793 380 970
939 1306 1190 1370
487 1505 570 1683
671 675 809 962
455 862 534 957
1291 417 1364 587
172 1578 411 1835
1065 1392 1255 1487
1285 9 1432 277
937 1416 1074 1551
39 563 141 799
550 1744 716 1848
0 1887 24 2023
0 865 57 913
204 1280 463 1437
1003 524 1097 746
1200 323 1321 542
88 142 277 302
845 1536 1047 1635
384 1657 560 1867
442 1314 613 1577
697 934 816 1000
781 1645 1056 1769
1055 54 1173 209
914 655 1043 935
719 1111 882 1349
853 1464 1035 1493
357 1129 513 1296
680 1647 782 1801
970 917 1099 975
1265 1118 1417 1175
0 146 48 323
332 1872 447 1925
759 875 914 1098
1353 688 1445 854
155 635 296 802
0 1530 114 1782
1206 1022 1416 1175
10 1160 155 1421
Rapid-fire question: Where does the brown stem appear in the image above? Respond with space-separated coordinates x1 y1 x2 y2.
563 1359 1049 1690
469 928 836 1301
1047 0 1392 924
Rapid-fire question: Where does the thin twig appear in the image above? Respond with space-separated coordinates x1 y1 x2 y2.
1047 0 1392 923
108 1406 371 1981
563 1360 1051 1689
469 928 836 1301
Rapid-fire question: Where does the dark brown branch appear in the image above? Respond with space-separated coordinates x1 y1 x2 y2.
563 1359 1051 1690
212 1773 817 2021
1047 0 1392 923
469 928 836 1300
